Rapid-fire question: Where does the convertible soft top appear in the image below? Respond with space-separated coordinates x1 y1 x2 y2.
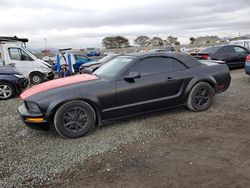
125 52 202 68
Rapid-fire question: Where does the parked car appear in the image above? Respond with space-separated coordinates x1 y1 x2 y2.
191 45 249 69
245 54 250 75
73 54 94 70
79 54 120 74
18 52 231 138
86 51 101 57
0 65 28 100
0 36 54 84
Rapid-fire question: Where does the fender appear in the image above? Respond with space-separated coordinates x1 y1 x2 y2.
184 74 218 99
45 93 101 123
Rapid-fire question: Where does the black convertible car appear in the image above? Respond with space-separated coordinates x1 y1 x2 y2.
18 52 231 138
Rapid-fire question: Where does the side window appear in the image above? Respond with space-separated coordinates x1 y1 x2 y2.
0 51 3 66
9 48 22 60
129 57 186 76
233 46 247 54
221 46 234 53
9 48 33 61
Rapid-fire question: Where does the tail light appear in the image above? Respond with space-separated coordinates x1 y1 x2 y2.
246 55 250 62
202 54 212 60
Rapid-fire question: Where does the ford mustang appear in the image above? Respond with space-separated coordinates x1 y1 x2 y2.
18 52 231 138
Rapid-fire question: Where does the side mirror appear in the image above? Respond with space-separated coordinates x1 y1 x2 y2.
124 71 141 81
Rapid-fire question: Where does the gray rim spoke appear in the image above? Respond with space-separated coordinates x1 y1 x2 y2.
63 107 88 133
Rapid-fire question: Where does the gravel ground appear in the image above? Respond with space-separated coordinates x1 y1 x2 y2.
0 69 250 187
0 100 158 187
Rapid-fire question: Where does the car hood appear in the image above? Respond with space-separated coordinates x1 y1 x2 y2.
0 65 19 74
39 59 52 68
20 74 98 100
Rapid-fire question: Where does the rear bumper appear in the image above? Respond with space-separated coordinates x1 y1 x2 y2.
245 63 250 75
17 103 49 131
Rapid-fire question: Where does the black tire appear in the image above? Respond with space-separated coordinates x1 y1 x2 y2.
187 82 215 112
54 100 96 138
0 82 15 100
30 72 44 84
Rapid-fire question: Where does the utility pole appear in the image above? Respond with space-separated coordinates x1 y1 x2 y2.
44 38 48 49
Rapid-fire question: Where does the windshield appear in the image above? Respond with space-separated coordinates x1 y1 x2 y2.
98 54 118 64
26 48 38 60
94 56 134 79
199 46 221 53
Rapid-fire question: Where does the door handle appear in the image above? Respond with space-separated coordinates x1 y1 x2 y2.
167 77 175 82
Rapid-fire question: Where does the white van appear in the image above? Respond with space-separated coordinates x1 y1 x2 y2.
0 37 54 84
230 40 250 50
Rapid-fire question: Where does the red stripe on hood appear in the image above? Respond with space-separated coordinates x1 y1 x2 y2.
20 74 98 100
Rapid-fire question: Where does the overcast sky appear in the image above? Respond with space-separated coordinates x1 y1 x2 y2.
0 0 249 49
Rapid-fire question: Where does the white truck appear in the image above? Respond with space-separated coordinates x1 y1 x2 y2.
230 39 250 51
0 36 54 84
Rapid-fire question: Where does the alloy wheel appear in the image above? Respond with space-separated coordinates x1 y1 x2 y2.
0 84 12 99
194 88 209 107
62 107 88 133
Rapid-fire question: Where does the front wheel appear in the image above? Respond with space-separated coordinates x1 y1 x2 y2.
0 82 15 100
54 100 96 138
30 72 44 84
187 82 215 112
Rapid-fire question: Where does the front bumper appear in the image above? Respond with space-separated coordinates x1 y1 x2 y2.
45 71 55 80
17 103 50 131
15 78 29 93
245 63 250 75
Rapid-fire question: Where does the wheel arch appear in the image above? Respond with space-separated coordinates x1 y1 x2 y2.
29 71 44 77
47 98 101 127
0 80 17 94
185 76 217 99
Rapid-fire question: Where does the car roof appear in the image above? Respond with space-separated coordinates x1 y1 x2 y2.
201 44 249 51
122 52 201 68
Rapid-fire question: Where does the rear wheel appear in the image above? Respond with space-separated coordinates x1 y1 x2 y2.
187 82 215 112
30 72 44 84
0 82 15 100
54 100 96 138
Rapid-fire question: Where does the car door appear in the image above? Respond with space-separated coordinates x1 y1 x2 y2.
232 46 249 67
115 57 187 117
215 46 237 68
7 47 34 77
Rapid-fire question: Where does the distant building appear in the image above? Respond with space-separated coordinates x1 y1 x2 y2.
41 49 50 56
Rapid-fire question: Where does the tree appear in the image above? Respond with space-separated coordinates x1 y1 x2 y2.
189 37 195 44
134 35 151 47
175 41 180 45
151 37 164 46
166 36 178 45
102 36 130 49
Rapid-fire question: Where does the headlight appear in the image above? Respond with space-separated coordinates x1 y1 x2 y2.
14 74 25 79
25 101 41 113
